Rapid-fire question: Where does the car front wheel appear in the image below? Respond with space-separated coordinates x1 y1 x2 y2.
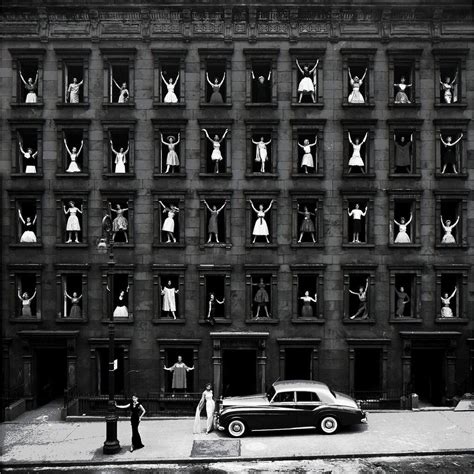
227 419 247 438
319 415 338 434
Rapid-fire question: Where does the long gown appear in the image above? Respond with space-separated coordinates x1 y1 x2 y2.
209 84 223 103
164 83 178 103
208 210 218 234
395 290 409 317
394 142 411 168
193 390 215 434
300 296 314 318
348 80 365 103
65 208 81 232
348 143 364 167
66 153 81 172
130 402 145 450
255 142 268 163
114 153 127 173
252 211 269 236
169 362 190 389
21 299 32 317
394 224 410 243
68 83 81 103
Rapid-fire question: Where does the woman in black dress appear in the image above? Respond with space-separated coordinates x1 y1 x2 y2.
440 133 463 174
115 395 146 452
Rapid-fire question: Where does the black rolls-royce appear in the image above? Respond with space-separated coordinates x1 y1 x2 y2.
216 380 367 437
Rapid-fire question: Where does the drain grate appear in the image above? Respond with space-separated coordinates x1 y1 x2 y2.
191 439 241 458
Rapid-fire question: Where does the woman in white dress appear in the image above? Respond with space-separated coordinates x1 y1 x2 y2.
161 72 179 103
159 201 179 243
113 79 129 103
348 203 367 243
110 140 129 174
18 289 36 317
161 280 179 319
19 140 38 174
440 287 457 318
394 76 412 104
64 138 83 173
63 201 83 243
66 77 83 103
298 137 317 174
109 285 129 318
348 67 367 103
110 203 129 243
161 133 180 174
193 384 215 435
19 70 38 103
18 209 37 243
440 215 460 244
348 132 368 173
202 128 229 173
252 136 272 173
249 199 273 244
296 58 319 103
394 213 412 243
440 72 457 103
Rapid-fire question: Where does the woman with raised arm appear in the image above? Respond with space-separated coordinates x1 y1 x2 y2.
394 133 412 173
202 128 229 174
440 72 457 104
19 140 38 174
18 288 36 317
161 71 179 103
160 133 180 174
110 203 129 243
110 140 129 174
203 199 227 244
163 355 194 394
348 132 368 173
64 290 82 318
112 78 129 103
64 138 83 173
19 70 38 103
161 280 179 319
394 213 412 244
297 204 317 243
159 201 179 243
63 201 83 243
249 199 273 244
440 287 457 318
252 278 270 319
252 136 272 173
440 215 460 244
251 69 272 102
394 76 412 104
395 287 410 317
348 67 367 103
206 72 225 104
347 203 367 244
296 58 319 103
18 209 37 243
300 291 317 318
349 278 369 319
298 137 318 174
66 77 83 103
206 292 225 325
440 133 463 174
109 284 129 318
115 395 146 452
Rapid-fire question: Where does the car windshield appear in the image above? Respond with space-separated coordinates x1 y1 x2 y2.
266 385 276 401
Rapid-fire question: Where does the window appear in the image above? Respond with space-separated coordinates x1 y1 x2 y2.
90 343 129 396
9 264 42 321
387 120 423 178
101 193 135 246
9 120 44 177
434 120 469 178
435 266 469 322
291 265 326 323
102 268 134 322
199 265 231 324
291 120 326 177
55 265 89 321
199 48 232 106
341 49 376 107
102 122 135 177
55 49 90 105
100 48 135 105
272 391 295 403
152 49 186 106
244 49 278 106
389 267 422 321
152 265 186 323
9 48 44 106
341 192 375 247
198 192 232 248
290 193 324 247
245 266 278 323
290 49 325 106
296 391 320 402
55 194 88 247
56 121 90 177
246 121 279 177
277 340 321 381
434 192 468 249
433 49 468 107
152 193 185 247
245 192 279 248
341 120 376 178
387 49 421 107
387 191 422 247
152 119 187 177
342 265 377 323
198 121 233 176
158 346 198 394
10 192 42 247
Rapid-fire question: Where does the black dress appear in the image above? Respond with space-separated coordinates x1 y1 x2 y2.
254 79 270 102
130 401 144 450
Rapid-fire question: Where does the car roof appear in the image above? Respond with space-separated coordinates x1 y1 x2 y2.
273 380 330 391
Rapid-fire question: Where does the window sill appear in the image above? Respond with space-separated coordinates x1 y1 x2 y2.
152 318 186 324
153 242 185 249
9 317 42 323
291 173 324 179
290 242 324 249
199 172 232 179
343 173 376 180
198 319 232 325
56 317 87 323
56 243 88 249
388 102 421 109
291 102 324 108
154 173 187 179
434 102 468 109
103 102 135 108
11 102 44 108
389 317 422 324
153 102 186 108
201 242 232 250
341 102 375 109
388 243 421 249
389 173 421 180
200 102 232 108
109 243 135 249
10 243 42 249
342 243 375 249
10 173 44 179
246 243 278 249
245 318 279 324
56 102 90 109
245 102 278 108
435 172 468 180
101 318 134 324
435 317 469 324
245 173 279 179
56 173 90 179
103 173 136 179
435 244 468 250
291 318 325 324
343 318 376 324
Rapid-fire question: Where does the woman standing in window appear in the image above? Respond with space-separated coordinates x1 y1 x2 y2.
252 136 272 173
297 205 317 243
298 137 318 174
440 133 463 174
18 209 37 243
395 287 410 317
115 395 146 452
440 287 457 318
206 72 225 104
348 67 367 103
249 199 273 244
110 203 129 243
300 291 317 318
440 215 460 244
18 288 36 317
252 277 270 319
347 203 367 244
19 140 38 174
394 76 412 104
159 201 179 243
440 72 457 104
113 79 129 103
202 128 229 174
206 292 225 325
394 213 412 244
160 133 180 174
110 140 129 174
296 58 319 103
349 279 369 319
19 70 38 103
110 284 129 318
66 77 83 103
163 355 194 394
161 72 179 103
203 199 227 244
348 132 368 174
161 280 179 319
65 290 82 318
63 201 83 244
64 138 83 173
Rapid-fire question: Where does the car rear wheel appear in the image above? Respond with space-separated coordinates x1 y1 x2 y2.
227 419 247 438
319 415 338 434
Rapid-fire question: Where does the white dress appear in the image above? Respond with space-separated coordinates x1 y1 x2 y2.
166 143 179 166
301 145 314 168
24 152 37 173
440 299 454 318
394 224 410 243
211 142 223 161
68 83 81 103
164 83 178 103
348 144 364 167
114 153 126 173
442 228 456 244
255 143 268 162
162 287 177 312
193 390 215 434
298 71 314 93
162 211 176 232
66 153 81 173
118 88 129 103
113 295 128 317
66 208 81 232
253 211 269 236
348 80 365 103
20 222 37 243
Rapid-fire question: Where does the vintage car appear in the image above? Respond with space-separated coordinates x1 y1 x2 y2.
216 380 367 437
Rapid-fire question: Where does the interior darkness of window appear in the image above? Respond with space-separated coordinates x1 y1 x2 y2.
348 274 369 316
98 347 124 395
347 62 368 98
394 274 414 317
164 348 194 392
109 130 130 173
296 199 318 243
160 130 180 173
17 129 38 173
159 200 180 243
297 274 318 318
161 60 180 101
354 348 381 396
17 273 37 317
205 129 227 173
297 132 319 173
17 199 37 242
250 199 273 243
62 198 83 242
159 275 179 318
251 60 272 103
110 64 129 102
251 133 272 173
206 275 225 318
440 201 460 242
296 59 319 103
393 130 413 173
440 274 460 317
63 129 84 172
393 63 413 102
63 274 82 318
18 59 39 102
206 60 226 102
346 130 368 174
109 200 129 243
439 64 459 103
223 350 256 396
284 348 312 380
251 274 271 317
205 199 226 242
65 63 84 102
394 201 414 242
347 199 367 243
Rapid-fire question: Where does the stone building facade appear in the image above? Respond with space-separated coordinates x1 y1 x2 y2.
1 0 473 412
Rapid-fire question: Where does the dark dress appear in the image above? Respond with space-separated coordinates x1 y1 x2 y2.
395 142 411 168
254 284 269 305
254 79 270 102
299 212 315 232
442 145 456 165
130 402 144 450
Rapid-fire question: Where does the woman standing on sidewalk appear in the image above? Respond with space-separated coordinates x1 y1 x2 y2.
193 383 215 434
115 395 146 452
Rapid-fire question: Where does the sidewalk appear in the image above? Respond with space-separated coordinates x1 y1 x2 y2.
1 411 473 467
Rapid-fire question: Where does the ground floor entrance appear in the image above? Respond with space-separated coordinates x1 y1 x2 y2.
222 349 257 397
353 348 382 398
36 348 67 406
411 349 445 406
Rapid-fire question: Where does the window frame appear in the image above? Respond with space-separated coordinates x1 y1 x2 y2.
100 191 135 248
102 121 136 179
387 190 422 248
245 265 279 324
152 264 186 324
55 192 89 248
8 264 43 322
152 192 186 248
152 49 187 107
55 264 89 322
9 191 43 248
434 265 469 323
199 48 233 107
101 265 135 324
9 119 44 178
152 119 187 178
244 191 279 249
290 191 325 248
388 265 422 323
198 119 233 178
245 120 279 178
434 191 469 249
277 338 321 381
341 190 376 248
198 265 232 325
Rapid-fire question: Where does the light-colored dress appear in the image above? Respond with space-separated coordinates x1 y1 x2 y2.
113 294 128 317
301 145 314 168
25 83 37 103
441 83 455 103
20 222 37 243
164 83 178 103
68 83 81 103
394 224 410 243
348 80 364 103
348 143 364 167
118 88 129 103
252 211 269 236
298 70 314 93
21 299 32 317
66 208 81 232
162 211 176 232
112 210 128 232
440 299 454 317
211 142 223 161
166 143 179 166
23 152 37 173
162 287 177 312
193 390 215 434
66 153 81 173
255 142 268 162
114 153 127 173
394 84 410 103
442 227 456 244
